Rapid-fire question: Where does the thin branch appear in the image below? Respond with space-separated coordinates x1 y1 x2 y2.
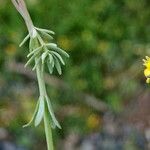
11 0 25 18
11 0 34 36
18 0 33 24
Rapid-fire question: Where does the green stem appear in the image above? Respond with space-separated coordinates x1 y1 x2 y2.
36 62 46 96
35 58 54 150
44 105 54 150
11 0 35 37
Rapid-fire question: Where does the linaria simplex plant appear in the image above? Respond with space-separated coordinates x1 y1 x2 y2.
11 0 69 149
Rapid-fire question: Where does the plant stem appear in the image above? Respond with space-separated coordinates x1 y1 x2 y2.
11 0 35 37
44 105 54 150
36 63 54 150
35 58 54 150
36 62 46 96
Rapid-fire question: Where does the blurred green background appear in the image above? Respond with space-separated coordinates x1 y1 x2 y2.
0 0 150 150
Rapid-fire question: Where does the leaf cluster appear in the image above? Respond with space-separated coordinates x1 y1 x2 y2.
20 27 69 75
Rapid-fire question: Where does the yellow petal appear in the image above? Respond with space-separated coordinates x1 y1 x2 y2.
144 69 150 77
146 78 150 84
146 56 150 60
143 59 146 62
146 62 150 69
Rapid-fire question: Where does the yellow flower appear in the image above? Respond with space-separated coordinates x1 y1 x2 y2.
87 114 101 130
143 56 150 83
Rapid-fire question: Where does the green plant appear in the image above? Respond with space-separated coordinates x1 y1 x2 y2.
11 0 69 149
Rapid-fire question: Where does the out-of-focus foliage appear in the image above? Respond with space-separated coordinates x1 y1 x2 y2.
0 0 150 149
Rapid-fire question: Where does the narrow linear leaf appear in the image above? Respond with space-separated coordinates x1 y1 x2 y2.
19 34 30 47
27 46 42 58
25 48 42 67
45 43 57 48
35 27 55 35
45 95 61 129
23 100 39 128
49 54 53 64
41 31 53 41
53 56 62 75
46 44 69 58
51 51 65 65
25 54 36 67
48 54 54 68
34 96 45 127
42 51 48 64
51 57 55 68
55 48 70 58
46 54 55 75
49 54 55 68
32 57 41 70
47 60 53 74
44 102 56 129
